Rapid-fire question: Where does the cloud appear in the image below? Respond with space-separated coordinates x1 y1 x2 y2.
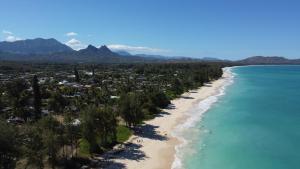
2 30 22 42
5 36 22 42
107 44 169 54
65 32 78 36
65 38 86 50
2 30 13 35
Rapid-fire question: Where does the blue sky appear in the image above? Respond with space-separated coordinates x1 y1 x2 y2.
0 0 300 60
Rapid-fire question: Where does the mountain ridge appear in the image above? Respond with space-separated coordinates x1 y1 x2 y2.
0 38 73 54
1 38 300 64
237 56 300 65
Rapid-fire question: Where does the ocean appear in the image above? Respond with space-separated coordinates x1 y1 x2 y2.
173 66 300 169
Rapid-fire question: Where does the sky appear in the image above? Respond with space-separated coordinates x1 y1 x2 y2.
0 0 300 60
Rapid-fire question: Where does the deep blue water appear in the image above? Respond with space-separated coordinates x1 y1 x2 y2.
183 66 300 169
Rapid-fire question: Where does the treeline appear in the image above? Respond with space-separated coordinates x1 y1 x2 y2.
0 62 224 169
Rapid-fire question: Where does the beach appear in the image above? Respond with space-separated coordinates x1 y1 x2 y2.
106 68 232 169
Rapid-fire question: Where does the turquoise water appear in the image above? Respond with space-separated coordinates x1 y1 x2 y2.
183 66 300 169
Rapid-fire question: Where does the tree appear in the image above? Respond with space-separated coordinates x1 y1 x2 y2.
80 105 117 153
87 86 110 106
74 67 80 83
150 90 170 109
0 120 19 169
5 79 29 119
32 75 42 120
119 93 143 127
172 78 184 95
141 100 159 118
24 117 62 169
48 92 68 114
64 113 80 158
202 69 209 83
43 131 60 169
95 106 117 146
72 97 84 113
38 116 62 168
24 126 45 169
80 106 98 153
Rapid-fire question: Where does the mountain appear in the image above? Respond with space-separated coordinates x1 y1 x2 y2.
0 38 73 54
41 45 129 63
2 38 300 64
133 53 223 61
201 57 222 61
72 45 128 62
87 46 225 62
0 41 156 63
237 56 300 65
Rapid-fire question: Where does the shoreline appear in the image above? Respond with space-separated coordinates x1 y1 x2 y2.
106 68 233 169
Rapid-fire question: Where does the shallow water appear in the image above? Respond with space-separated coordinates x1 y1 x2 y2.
177 66 300 169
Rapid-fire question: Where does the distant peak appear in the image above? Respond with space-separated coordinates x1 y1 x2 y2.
99 45 112 53
99 45 109 50
47 38 58 41
32 38 43 40
32 38 53 40
86 45 98 50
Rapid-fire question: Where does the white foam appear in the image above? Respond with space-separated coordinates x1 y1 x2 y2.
171 67 235 169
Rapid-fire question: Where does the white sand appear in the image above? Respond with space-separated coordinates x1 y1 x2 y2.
106 69 232 169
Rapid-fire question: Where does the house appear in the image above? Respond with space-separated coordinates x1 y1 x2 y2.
110 96 120 99
58 80 68 85
72 119 81 126
7 116 25 124
42 109 50 116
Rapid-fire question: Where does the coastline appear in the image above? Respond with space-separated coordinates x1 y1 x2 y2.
106 68 233 169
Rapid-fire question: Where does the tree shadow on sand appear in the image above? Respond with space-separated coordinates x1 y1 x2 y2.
96 118 168 168
155 111 171 118
114 143 146 161
134 124 168 141
180 96 194 99
90 159 126 169
104 162 126 169
95 143 146 168
165 103 176 110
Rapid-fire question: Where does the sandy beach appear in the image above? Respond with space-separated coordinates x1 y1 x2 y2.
104 69 232 169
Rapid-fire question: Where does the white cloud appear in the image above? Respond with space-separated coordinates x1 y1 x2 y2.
5 35 22 42
65 38 86 50
2 30 22 42
65 32 78 36
2 30 13 35
107 44 169 54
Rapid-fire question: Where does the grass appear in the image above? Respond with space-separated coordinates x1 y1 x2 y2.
78 138 91 158
116 125 133 143
165 90 178 100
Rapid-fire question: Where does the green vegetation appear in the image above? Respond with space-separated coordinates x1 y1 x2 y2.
116 125 133 143
0 62 226 168
0 120 19 169
78 139 91 158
